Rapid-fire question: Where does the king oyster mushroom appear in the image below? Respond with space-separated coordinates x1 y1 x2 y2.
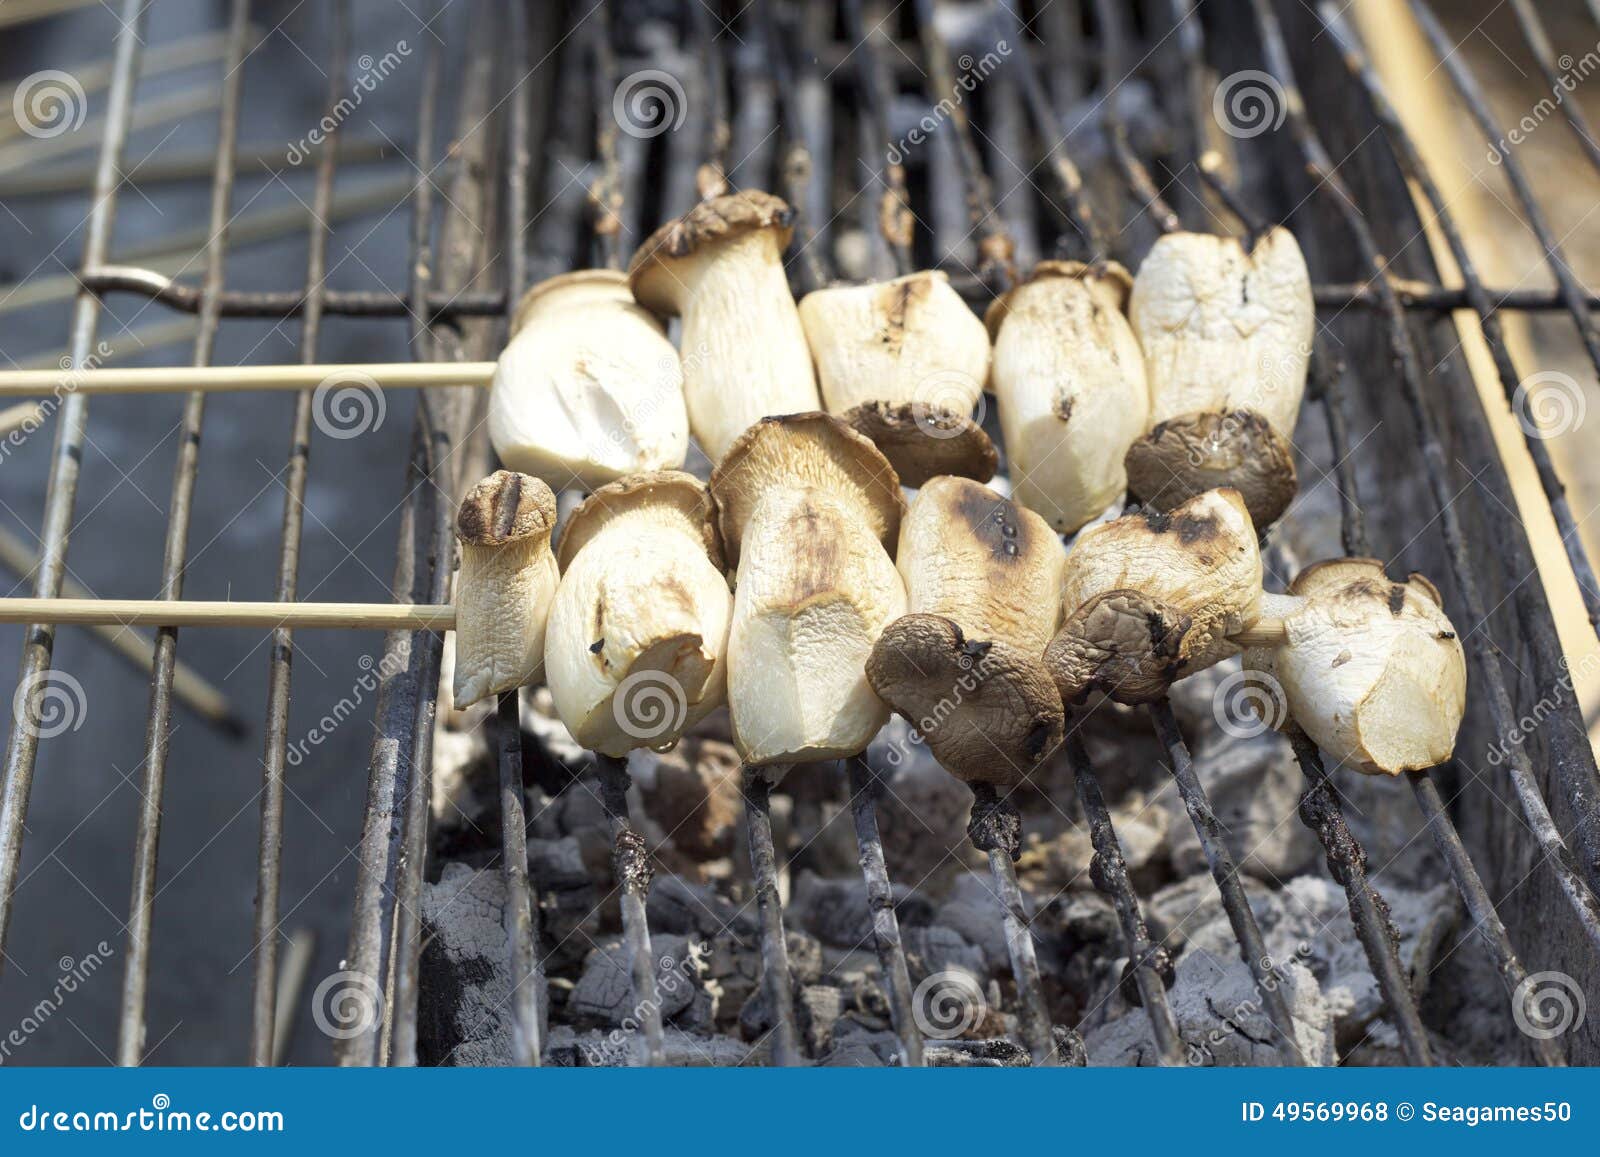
709 412 906 768
452 470 560 709
1044 487 1262 705
629 190 821 463
544 471 732 758
1124 228 1314 528
1239 558 1466 774
985 261 1149 533
866 476 1066 786
489 269 689 491
797 271 996 487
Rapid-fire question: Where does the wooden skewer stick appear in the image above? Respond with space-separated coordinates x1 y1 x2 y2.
1229 617 1291 648
0 363 494 398
0 598 456 631
0 403 46 438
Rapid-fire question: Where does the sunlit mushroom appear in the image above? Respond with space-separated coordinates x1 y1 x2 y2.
866 476 1065 785
985 261 1149 533
798 271 995 487
1124 228 1314 528
1044 487 1262 705
1239 558 1466 774
544 471 732 757
709 413 906 768
629 190 821 463
489 270 689 491
452 470 560 709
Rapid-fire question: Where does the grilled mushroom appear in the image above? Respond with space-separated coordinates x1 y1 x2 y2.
1044 487 1262 705
985 261 1149 533
452 471 560 709
1124 228 1314 528
798 271 996 487
544 471 732 757
1240 558 1466 774
709 413 906 768
866 476 1065 785
489 269 689 491
629 191 821 463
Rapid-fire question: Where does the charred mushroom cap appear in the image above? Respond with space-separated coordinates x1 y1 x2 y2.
867 615 1062 786
709 411 905 568
841 400 997 488
456 469 558 546
1045 487 1262 705
1124 409 1299 529
556 469 722 572
1243 557 1466 775
982 258 1134 337
627 190 796 317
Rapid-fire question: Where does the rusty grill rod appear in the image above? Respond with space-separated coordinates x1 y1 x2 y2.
596 756 665 1066
248 0 349 1067
0 0 147 983
1249 0 1600 952
743 769 802 1066
1507 0 1600 177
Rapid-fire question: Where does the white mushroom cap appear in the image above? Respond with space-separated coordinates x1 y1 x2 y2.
1243 558 1466 775
1125 227 1314 527
545 471 730 757
709 413 907 766
452 471 560 709
489 269 688 492
798 271 995 485
867 477 1066 785
1045 487 1262 704
985 261 1150 533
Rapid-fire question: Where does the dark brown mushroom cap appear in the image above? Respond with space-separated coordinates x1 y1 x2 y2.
1043 588 1193 706
982 259 1134 338
709 411 905 569
866 613 1063 786
455 470 558 546
627 190 796 317
556 470 723 572
842 400 998 488
1123 409 1298 530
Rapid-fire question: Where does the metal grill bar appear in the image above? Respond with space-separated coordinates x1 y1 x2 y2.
596 756 665 1065
0 0 147 981
1507 0 1600 176
742 769 802 1066
248 0 350 1068
1248 0 1600 952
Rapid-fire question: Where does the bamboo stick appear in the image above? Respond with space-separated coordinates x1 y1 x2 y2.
0 86 219 173
0 598 457 630
1230 619 1290 648
0 403 45 438
18 318 199 371
0 362 493 397
0 527 239 730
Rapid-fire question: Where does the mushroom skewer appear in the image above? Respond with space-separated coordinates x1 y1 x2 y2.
629 190 822 464
865 476 1066 1066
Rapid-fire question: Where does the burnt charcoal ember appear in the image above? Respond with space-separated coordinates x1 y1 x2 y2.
868 722 979 881
797 984 845 1055
635 737 742 862
1054 1025 1089 1066
901 924 987 982
567 933 699 1028
926 1038 1031 1066
416 863 516 1066
645 873 756 939
546 1025 755 1067
526 835 602 972
738 930 823 1040
937 872 1014 972
787 869 934 948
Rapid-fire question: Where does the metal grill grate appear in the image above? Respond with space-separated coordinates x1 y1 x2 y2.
0 0 1597 1067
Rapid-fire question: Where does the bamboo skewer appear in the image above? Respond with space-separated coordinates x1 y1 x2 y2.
0 403 46 438
0 598 456 631
0 362 493 397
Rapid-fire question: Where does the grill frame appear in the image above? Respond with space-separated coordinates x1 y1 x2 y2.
0 0 1594 1066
